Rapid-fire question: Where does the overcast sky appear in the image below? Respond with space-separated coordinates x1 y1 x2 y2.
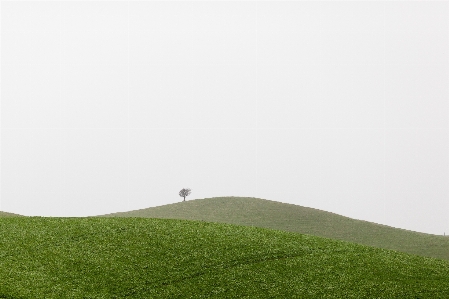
1 0 448 235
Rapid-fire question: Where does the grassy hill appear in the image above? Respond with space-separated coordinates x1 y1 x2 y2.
99 196 449 261
0 216 448 298
0 211 23 217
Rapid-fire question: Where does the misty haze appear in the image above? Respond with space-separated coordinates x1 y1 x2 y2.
1 1 449 236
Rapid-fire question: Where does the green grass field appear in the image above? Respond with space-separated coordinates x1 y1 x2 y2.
99 196 449 261
0 216 449 298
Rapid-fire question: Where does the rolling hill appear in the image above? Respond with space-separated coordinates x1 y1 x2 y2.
99 196 449 261
0 217 448 298
0 211 23 217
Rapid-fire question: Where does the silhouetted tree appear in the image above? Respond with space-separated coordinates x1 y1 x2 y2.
179 188 191 202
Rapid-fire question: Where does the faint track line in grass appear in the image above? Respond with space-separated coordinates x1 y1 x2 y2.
120 252 307 296
146 252 305 291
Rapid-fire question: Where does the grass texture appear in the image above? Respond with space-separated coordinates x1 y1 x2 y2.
99 196 449 261
0 217 449 298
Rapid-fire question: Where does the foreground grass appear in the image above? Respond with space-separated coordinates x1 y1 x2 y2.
1 217 449 298
100 196 449 261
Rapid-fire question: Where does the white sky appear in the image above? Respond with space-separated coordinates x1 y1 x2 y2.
1 0 448 235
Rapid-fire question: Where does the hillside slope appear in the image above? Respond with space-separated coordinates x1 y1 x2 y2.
0 217 449 298
99 196 449 261
0 211 23 217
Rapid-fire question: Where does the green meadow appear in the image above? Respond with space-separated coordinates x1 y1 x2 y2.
1 197 448 298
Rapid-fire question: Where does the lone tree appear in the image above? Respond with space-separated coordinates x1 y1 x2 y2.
179 188 191 202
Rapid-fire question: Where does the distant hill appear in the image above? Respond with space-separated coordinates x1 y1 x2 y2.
98 196 449 261
0 211 23 217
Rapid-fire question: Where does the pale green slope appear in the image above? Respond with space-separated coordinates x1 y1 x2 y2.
0 211 23 217
98 196 449 261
